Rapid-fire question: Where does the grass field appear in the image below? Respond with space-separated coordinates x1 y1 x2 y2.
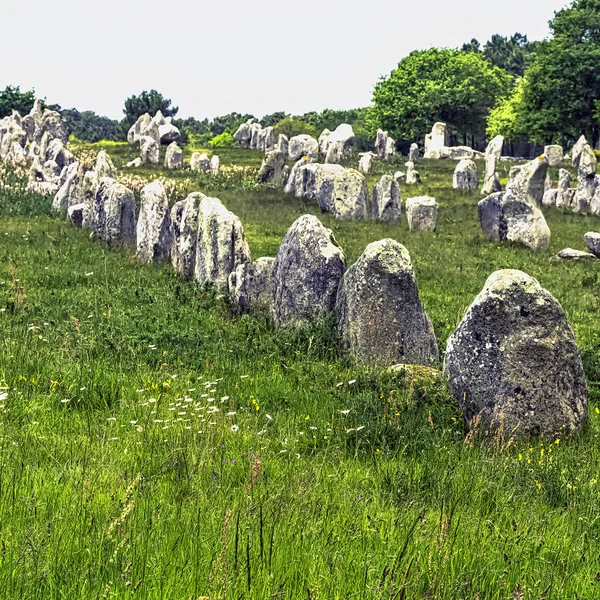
1 145 600 599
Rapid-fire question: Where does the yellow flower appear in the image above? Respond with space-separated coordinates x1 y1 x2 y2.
518 453 523 461
305 415 310 421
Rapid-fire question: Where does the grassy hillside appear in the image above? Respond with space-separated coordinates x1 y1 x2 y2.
0 148 599 599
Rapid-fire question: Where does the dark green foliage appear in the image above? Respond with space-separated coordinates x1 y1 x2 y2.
462 33 539 77
0 85 37 119
370 48 512 142
121 89 178 130
60 108 121 142
272 116 318 139
520 0 600 145
259 111 288 127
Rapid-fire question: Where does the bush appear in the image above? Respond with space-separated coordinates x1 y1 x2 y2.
208 132 235 148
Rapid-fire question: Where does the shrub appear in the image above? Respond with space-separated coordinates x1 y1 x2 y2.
208 132 235 148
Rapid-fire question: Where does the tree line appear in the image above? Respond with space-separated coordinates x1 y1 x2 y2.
1 0 598 149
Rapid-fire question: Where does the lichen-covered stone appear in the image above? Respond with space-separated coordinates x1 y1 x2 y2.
372 175 400 222
408 143 419 163
505 155 549 207
170 192 205 279
335 239 438 367
67 203 85 228
544 144 564 167
358 152 374 175
258 149 287 186
93 177 137 244
453 159 478 191
194 197 251 291
164 142 183 169
481 135 503 195
228 257 275 313
288 134 319 161
137 180 173 264
406 197 438 232
52 161 79 214
444 269 588 438
584 232 600 257
140 136 160 165
550 248 596 261
271 214 346 328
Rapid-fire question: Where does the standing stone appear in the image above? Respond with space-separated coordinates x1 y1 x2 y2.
170 192 205 279
384 137 396 160
335 239 438 367
276 134 289 156
165 142 183 169
324 124 355 164
544 145 564 167
94 178 137 244
288 134 319 161
505 155 549 208
210 155 220 174
140 136 160 165
374 129 388 159
372 175 401 222
136 180 173 264
271 214 346 328
424 122 448 159
358 152 375 175
233 120 253 148
264 126 275 151
194 197 251 291
258 149 287 185
408 143 419 163
328 168 369 220
573 144 598 212
481 135 504 195
158 119 181 145
67 203 85 228
52 161 79 214
128 113 152 145
405 161 421 185
190 152 201 171
571 135 587 168
444 269 588 438
584 232 600 257
95 151 115 180
556 169 575 209
46 139 74 169
318 129 331 155
453 159 478 191
191 153 210 173
35 110 70 145
542 188 558 207
228 257 275 314
406 197 438 232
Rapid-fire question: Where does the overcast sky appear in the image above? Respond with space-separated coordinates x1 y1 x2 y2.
1 0 570 121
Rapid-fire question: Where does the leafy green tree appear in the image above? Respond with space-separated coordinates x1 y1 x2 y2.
486 77 529 140
260 112 288 127
122 90 178 129
61 108 121 142
462 34 538 77
273 116 318 139
209 113 254 137
0 85 37 119
518 0 600 145
370 48 512 142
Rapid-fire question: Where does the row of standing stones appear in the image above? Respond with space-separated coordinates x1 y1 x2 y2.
47 143 588 442
0 105 591 440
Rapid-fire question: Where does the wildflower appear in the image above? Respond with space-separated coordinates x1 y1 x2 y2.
305 415 310 421
265 414 272 420
60 398 70 403
226 411 237 416
348 379 356 385
339 409 351 415
231 424 239 432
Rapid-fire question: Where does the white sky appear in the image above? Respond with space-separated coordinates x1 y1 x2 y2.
1 0 570 121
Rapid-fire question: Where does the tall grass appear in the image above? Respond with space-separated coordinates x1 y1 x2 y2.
0 151 598 598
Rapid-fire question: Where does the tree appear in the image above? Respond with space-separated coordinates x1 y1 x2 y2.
122 90 178 129
61 108 121 142
370 48 512 142
486 77 529 140
260 112 288 127
272 116 318 139
518 0 600 146
462 34 538 77
0 85 37 119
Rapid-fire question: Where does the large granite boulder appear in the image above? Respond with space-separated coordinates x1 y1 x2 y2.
128 113 152 145
288 134 319 161
137 180 173 264
335 239 438 366
453 159 478 191
158 119 181 145
481 135 504 195
406 197 438 231
372 175 401 222
170 192 205 279
276 134 289 156
228 257 275 314
165 142 183 169
258 149 287 186
93 178 137 244
271 214 346 328
194 197 251 291
505 155 548 207
325 168 368 220
140 136 160 165
34 110 69 145
444 269 588 437
318 129 331 155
